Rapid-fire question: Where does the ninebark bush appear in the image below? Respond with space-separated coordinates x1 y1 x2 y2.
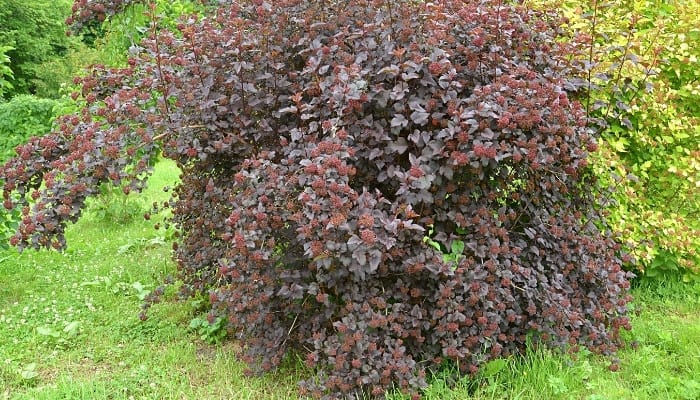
1 1 632 398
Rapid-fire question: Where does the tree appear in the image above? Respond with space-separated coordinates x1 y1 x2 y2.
0 0 79 98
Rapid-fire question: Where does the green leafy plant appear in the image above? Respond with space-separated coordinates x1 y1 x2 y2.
478 357 508 386
423 226 465 268
19 362 38 382
116 237 167 255
87 183 147 224
131 281 151 301
557 0 700 279
188 315 227 344
35 321 82 351
0 94 59 161
0 45 14 98
0 0 83 98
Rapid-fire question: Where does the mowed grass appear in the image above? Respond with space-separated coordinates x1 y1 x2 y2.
0 160 302 399
398 280 700 400
1 159 699 399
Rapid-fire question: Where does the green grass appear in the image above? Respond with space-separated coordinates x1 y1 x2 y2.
1 160 699 399
386 280 700 400
0 160 302 399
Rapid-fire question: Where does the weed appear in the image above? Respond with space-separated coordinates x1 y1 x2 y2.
86 183 146 225
188 315 227 344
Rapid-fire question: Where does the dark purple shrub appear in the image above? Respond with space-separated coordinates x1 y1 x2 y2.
66 0 145 27
2 0 632 398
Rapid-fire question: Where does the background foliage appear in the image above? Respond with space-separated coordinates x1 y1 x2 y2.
556 0 700 280
0 0 200 249
0 0 197 98
0 94 63 249
0 95 62 162
0 45 14 98
89 0 206 67
0 0 80 98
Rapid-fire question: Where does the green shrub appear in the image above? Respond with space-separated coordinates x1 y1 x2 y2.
0 95 60 162
560 0 700 279
0 94 61 248
0 0 78 98
87 183 146 225
0 45 14 98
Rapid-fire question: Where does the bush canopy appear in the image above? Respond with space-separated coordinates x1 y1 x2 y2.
1 1 632 398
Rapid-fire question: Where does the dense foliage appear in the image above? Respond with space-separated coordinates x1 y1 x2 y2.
0 95 62 162
1 0 633 398
0 0 80 98
0 0 192 98
85 0 207 67
0 45 13 98
0 94 67 248
561 0 700 279
0 95 59 249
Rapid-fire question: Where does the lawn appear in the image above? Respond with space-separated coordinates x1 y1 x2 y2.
1 160 699 400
